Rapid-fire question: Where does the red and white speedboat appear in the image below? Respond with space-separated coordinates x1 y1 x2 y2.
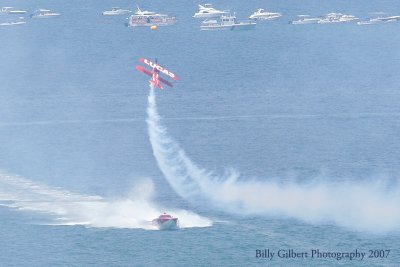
152 213 179 230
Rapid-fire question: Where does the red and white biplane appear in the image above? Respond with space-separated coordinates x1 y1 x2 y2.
135 58 179 89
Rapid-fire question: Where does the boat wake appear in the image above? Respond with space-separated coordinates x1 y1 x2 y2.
0 172 212 229
147 85 400 232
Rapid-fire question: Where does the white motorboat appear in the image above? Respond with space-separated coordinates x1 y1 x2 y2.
0 7 27 15
357 20 378 25
102 7 131 16
0 17 26 26
249 8 282 20
289 15 320 24
318 13 358 24
31 9 61 18
201 13 256 30
357 15 400 25
193 4 228 18
339 14 359 22
384 15 400 21
126 6 176 27
373 15 400 22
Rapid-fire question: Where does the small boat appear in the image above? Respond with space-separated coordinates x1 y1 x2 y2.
0 7 27 15
193 4 228 18
318 13 358 24
126 6 177 27
338 14 359 22
372 16 400 22
0 17 26 26
152 213 179 230
357 20 378 25
201 13 256 30
102 7 131 16
31 9 61 18
249 8 282 20
289 15 320 24
357 16 400 25
383 15 400 21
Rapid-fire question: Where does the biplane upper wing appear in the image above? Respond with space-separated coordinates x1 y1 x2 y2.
136 65 173 87
139 58 179 81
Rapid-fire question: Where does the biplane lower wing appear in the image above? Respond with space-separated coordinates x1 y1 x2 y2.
158 76 173 87
136 65 152 77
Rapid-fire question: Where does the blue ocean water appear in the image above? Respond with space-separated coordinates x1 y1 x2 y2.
1 0 400 266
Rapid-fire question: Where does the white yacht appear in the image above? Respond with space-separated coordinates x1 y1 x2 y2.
102 7 131 16
0 17 26 26
372 15 400 22
31 9 61 18
289 15 320 24
249 8 282 20
318 13 358 24
201 13 256 30
126 6 177 27
193 4 228 18
0 7 27 15
357 15 400 25
384 15 400 21
357 20 377 25
339 14 359 22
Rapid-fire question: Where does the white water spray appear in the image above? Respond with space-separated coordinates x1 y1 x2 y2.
0 172 212 229
147 85 400 232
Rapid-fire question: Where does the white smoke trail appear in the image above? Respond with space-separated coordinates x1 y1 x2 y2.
147 85 400 232
0 171 212 229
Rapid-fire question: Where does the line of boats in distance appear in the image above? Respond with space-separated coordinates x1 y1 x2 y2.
3 4 400 28
102 3 400 30
290 12 400 25
102 4 282 30
0 7 60 26
103 5 177 27
194 4 281 31
193 4 282 21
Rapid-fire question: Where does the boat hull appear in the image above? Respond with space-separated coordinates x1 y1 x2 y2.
31 14 60 19
201 23 256 31
193 13 227 19
103 11 131 16
249 15 281 20
8 11 26 14
127 17 177 27
290 19 319 24
32 16 60 19
128 22 176 27
153 218 179 230
0 21 26 26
